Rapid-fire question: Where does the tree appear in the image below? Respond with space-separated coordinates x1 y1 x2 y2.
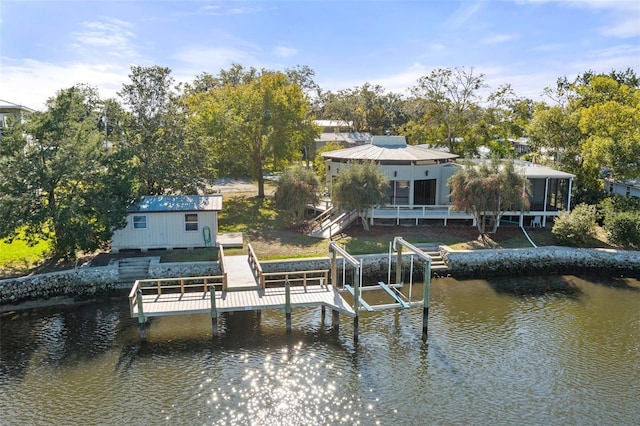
481 85 533 158
0 85 135 259
448 160 530 236
408 67 486 154
321 83 407 134
119 65 209 195
274 167 320 227
187 69 318 198
331 161 388 231
313 141 344 184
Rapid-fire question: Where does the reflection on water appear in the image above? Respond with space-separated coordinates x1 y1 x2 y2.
1 276 639 425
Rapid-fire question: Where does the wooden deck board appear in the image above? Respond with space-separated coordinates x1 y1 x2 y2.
132 284 355 318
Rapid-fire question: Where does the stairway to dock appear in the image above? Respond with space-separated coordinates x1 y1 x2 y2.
118 257 152 284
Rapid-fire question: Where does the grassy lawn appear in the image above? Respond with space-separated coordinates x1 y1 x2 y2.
0 186 619 277
0 232 51 275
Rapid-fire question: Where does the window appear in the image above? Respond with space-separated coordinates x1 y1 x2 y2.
132 215 147 230
185 213 198 231
387 180 410 205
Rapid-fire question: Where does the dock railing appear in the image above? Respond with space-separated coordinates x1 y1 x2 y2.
261 269 329 291
128 274 227 316
247 243 264 287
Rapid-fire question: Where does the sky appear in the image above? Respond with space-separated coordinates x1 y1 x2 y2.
1 0 639 111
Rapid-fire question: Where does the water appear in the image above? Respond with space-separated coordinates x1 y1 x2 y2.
1 275 639 425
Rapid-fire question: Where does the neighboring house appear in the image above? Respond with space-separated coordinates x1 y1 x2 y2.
313 119 372 153
111 195 222 253
0 100 35 138
322 136 574 227
605 178 640 199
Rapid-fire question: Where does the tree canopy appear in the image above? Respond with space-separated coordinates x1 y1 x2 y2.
331 161 389 230
274 166 320 227
119 65 210 195
0 85 135 259
187 68 318 198
448 160 530 236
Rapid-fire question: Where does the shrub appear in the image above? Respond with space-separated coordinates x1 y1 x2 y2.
605 212 640 248
274 167 320 227
551 203 597 247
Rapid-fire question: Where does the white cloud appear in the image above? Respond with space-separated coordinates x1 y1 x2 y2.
72 18 139 58
0 58 130 110
172 46 261 75
196 5 259 16
446 1 485 28
273 45 298 58
482 34 517 44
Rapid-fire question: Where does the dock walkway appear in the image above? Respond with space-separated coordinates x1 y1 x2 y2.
129 254 355 320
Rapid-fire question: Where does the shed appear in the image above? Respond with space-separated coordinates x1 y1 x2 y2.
110 195 222 253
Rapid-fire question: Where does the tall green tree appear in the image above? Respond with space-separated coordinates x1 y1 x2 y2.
0 85 135 259
448 160 530 236
274 167 320 226
407 67 486 154
331 161 389 231
119 65 209 195
321 83 407 134
188 69 318 198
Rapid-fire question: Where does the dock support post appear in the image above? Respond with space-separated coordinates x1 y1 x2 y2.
422 262 431 342
285 281 292 332
321 305 326 323
136 289 146 340
353 261 361 344
210 285 218 337
332 310 339 328
395 244 403 285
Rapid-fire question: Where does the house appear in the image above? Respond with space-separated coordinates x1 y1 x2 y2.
110 195 222 253
321 136 574 228
0 100 35 137
605 178 640 199
313 119 372 152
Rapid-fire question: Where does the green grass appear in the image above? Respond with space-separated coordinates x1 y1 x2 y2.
0 233 51 270
159 248 219 263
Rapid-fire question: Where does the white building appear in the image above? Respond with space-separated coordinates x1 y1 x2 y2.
322 136 574 227
605 179 640 199
111 195 222 252
0 100 35 137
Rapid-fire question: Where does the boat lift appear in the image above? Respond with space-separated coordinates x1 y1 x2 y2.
328 237 432 342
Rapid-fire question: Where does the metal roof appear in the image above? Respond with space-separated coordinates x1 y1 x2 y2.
321 143 459 162
461 159 575 179
130 195 223 213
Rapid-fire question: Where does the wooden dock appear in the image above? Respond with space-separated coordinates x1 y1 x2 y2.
129 238 432 342
129 246 355 325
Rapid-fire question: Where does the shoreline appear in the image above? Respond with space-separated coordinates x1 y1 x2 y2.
1 246 639 312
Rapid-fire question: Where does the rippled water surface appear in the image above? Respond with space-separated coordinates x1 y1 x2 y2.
2 275 639 425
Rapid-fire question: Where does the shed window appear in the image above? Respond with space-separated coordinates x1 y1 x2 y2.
185 213 199 231
132 215 147 230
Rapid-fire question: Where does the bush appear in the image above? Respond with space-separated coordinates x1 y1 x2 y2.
605 212 640 248
551 203 597 247
274 167 320 227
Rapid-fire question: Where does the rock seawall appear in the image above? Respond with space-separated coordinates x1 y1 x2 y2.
441 246 640 278
0 265 119 306
2 247 639 307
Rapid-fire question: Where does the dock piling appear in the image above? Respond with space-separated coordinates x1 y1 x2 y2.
136 289 147 340
209 285 218 337
285 281 292 331
422 262 431 342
